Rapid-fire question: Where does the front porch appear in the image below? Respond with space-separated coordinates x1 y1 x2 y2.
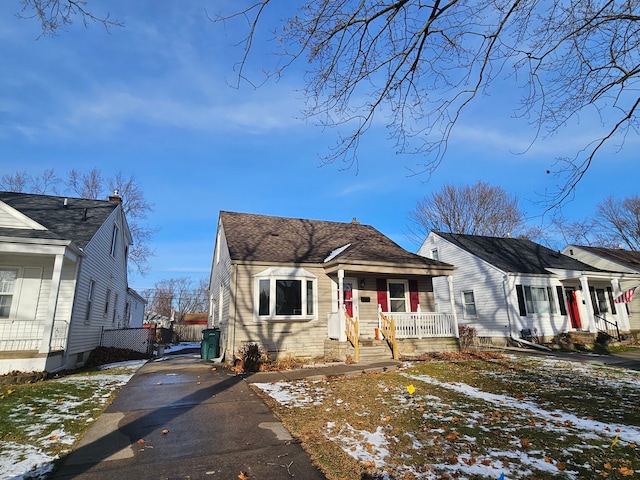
327 309 460 362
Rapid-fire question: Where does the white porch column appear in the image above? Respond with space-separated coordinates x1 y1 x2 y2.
611 278 631 331
40 253 65 354
579 274 597 333
338 269 346 342
448 275 459 338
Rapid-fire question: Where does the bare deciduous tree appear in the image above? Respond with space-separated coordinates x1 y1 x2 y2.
219 0 640 207
17 0 122 36
409 182 525 238
144 277 209 323
0 168 155 274
595 195 640 251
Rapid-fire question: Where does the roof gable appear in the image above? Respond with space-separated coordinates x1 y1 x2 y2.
219 211 450 270
0 192 120 248
568 245 640 273
435 231 599 274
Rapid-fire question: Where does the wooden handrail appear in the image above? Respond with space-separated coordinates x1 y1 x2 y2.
345 311 359 362
379 312 398 360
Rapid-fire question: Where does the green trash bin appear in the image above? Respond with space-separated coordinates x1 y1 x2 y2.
201 328 220 360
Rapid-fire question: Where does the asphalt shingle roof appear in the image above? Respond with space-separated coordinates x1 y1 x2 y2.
571 245 640 272
436 231 602 274
220 211 450 269
0 191 119 248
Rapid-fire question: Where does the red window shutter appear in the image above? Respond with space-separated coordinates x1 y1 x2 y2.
409 279 419 312
376 279 388 311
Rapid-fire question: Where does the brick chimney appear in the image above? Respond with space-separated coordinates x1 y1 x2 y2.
108 190 122 203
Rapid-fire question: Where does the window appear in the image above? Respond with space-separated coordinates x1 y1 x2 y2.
104 288 111 315
110 225 119 257
0 269 18 318
255 268 317 320
388 280 408 313
462 290 477 318
590 287 610 314
430 249 439 261
85 280 95 324
112 294 119 325
523 286 557 314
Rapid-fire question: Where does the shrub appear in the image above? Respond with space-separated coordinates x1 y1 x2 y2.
458 325 478 351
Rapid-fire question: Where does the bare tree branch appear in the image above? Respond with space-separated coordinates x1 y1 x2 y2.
218 0 640 207
17 0 122 36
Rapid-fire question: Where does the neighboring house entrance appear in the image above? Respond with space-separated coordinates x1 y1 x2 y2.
565 288 582 329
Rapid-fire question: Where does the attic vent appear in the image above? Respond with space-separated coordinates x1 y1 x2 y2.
63 198 68 208
270 232 279 237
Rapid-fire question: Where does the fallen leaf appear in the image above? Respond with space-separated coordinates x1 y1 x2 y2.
520 438 531 449
619 466 634 476
137 439 145 444
604 463 612 470
162 429 169 435
557 462 566 471
238 472 249 480
48 434 59 440
407 384 415 395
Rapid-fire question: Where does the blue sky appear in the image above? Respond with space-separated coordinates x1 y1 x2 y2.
1 1 637 292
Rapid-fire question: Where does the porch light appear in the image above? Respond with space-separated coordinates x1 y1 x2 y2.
359 278 366 288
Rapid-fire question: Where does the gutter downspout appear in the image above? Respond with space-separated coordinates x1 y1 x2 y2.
503 275 551 352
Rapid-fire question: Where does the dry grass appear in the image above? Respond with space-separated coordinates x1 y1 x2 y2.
252 353 640 479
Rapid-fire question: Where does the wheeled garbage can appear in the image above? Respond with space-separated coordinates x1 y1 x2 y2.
200 328 220 360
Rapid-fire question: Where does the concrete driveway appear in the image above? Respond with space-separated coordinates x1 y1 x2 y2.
49 354 327 480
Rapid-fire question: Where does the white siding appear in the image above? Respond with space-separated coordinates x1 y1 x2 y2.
420 232 575 341
67 208 131 364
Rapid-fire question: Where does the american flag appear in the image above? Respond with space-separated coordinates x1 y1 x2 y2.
614 286 637 304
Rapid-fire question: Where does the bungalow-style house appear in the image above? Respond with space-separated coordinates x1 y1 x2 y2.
418 232 640 346
0 191 142 375
208 212 456 362
562 245 640 338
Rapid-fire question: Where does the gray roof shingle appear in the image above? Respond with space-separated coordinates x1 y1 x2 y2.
220 211 450 269
0 191 119 248
436 231 602 274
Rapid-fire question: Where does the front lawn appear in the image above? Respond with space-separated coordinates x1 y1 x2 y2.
253 353 640 479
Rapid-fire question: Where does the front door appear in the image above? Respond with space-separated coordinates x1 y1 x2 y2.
337 279 356 318
565 287 582 329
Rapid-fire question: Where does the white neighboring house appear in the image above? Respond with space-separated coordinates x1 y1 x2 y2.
418 232 640 345
562 245 640 338
0 191 144 375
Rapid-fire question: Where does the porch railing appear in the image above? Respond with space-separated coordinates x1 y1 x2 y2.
345 311 359 362
0 319 68 352
594 314 621 342
385 312 456 338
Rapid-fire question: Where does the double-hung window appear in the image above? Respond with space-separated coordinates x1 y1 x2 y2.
255 268 317 321
0 269 18 318
462 290 477 318
110 226 119 257
523 286 557 314
388 280 409 313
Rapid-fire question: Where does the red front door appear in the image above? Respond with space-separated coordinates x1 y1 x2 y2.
343 283 353 318
566 288 582 329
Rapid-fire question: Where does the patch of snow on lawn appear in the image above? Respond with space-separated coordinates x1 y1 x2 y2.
325 421 390 468
405 372 640 445
0 359 145 480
